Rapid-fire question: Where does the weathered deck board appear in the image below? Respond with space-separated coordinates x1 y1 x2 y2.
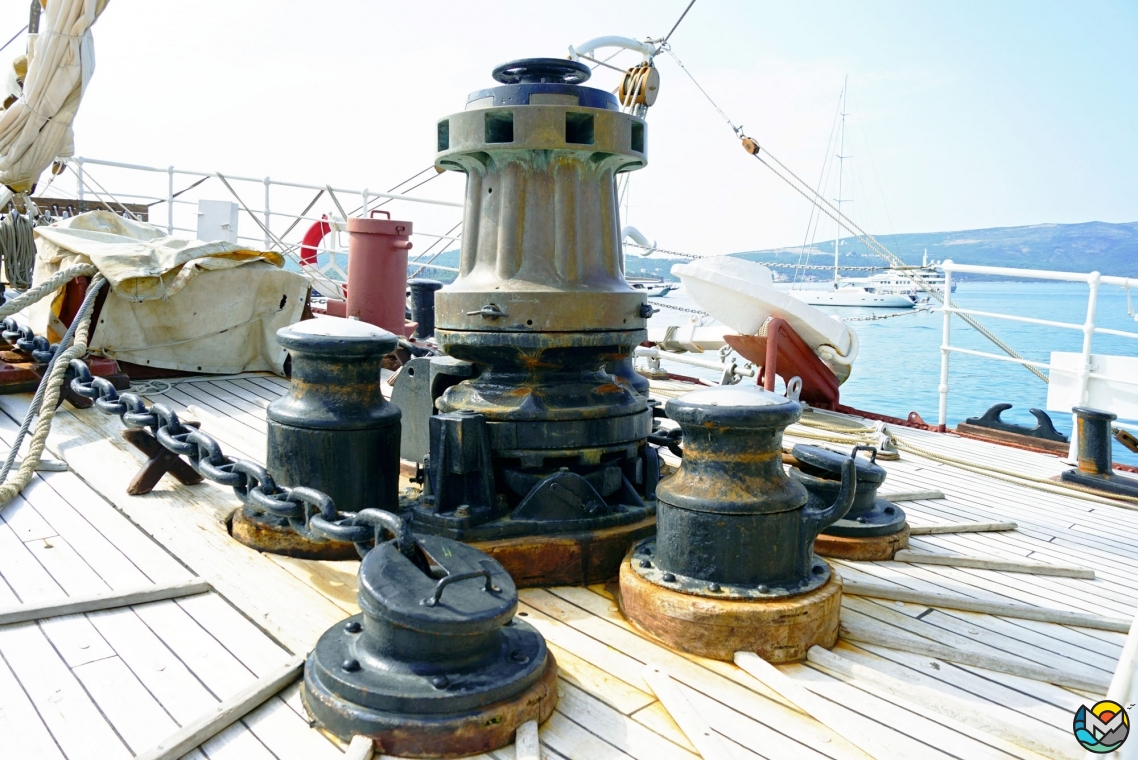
0 376 1132 759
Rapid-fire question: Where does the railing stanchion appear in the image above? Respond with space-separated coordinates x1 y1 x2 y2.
263 177 272 249
1069 272 1102 460
937 262 954 432
166 165 174 235
77 157 85 204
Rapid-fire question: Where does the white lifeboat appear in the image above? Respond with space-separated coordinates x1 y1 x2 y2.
671 256 859 381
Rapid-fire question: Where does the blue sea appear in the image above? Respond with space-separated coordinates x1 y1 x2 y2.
647 280 1138 466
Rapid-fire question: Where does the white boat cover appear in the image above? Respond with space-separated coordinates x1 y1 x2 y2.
672 256 859 382
0 0 108 195
29 211 308 375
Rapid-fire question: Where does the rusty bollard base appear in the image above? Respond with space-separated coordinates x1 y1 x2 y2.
618 542 842 663
791 444 909 560
303 532 557 757
229 508 358 561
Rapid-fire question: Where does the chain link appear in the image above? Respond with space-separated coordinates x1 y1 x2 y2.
68 358 403 558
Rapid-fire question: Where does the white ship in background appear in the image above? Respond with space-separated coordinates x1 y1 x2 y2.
788 78 917 309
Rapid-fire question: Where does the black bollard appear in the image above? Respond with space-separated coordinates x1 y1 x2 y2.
408 278 443 339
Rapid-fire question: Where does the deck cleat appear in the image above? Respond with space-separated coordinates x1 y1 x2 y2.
302 511 557 758
1061 406 1138 498
232 319 402 559
619 384 855 662
394 58 658 586
790 443 910 560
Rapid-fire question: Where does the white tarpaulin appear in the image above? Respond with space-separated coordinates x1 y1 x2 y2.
30 211 309 375
0 0 108 196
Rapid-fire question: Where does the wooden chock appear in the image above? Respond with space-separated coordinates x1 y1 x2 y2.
813 523 910 561
617 552 843 663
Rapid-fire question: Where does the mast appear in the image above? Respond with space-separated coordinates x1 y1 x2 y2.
833 76 849 287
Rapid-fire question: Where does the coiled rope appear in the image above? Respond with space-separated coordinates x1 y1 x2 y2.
0 212 36 290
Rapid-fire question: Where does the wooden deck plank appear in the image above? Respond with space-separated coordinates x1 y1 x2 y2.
0 648 67 760
131 598 259 700
87 604 220 723
206 379 272 412
0 621 132 760
0 394 351 656
72 655 182 753
37 613 116 668
1 491 58 541
196 720 279 760
174 592 293 677
0 518 62 603
25 531 112 597
242 695 344 760
527 588 871 759
19 474 157 589
34 470 193 586
551 681 699 760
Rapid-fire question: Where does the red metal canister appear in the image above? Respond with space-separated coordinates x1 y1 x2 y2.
346 210 413 335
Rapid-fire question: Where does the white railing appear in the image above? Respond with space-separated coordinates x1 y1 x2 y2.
45 156 465 290
937 260 1138 454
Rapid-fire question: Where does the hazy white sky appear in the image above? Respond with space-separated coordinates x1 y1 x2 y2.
3 1 1135 256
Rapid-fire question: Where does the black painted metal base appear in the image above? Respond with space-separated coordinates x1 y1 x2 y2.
822 498 906 538
1061 469 1138 498
303 615 556 756
629 538 830 600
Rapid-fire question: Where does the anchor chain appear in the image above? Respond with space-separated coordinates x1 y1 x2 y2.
68 358 400 558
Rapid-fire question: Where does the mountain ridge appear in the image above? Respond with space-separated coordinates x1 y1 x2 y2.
622 220 1138 281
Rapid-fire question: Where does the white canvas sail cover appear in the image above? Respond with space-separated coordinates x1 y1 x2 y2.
0 0 109 196
29 211 309 375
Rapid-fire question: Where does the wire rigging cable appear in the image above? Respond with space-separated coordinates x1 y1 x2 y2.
664 47 1049 383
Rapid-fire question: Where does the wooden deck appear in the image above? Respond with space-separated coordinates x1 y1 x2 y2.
0 373 1133 759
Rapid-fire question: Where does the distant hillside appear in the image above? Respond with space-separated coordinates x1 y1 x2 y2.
413 221 1138 283
737 221 1138 280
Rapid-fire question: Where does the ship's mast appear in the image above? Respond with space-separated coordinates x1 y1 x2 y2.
833 76 849 287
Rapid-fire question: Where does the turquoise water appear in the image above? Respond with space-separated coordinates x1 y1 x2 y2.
647 280 1138 466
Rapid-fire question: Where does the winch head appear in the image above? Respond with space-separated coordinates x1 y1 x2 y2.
433 57 648 335
404 58 659 580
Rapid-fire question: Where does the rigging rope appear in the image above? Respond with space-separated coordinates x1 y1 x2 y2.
407 220 464 280
0 272 104 508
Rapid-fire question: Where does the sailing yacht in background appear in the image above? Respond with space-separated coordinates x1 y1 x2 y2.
789 79 916 309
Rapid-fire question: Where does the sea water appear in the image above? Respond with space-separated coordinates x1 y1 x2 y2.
646 280 1138 466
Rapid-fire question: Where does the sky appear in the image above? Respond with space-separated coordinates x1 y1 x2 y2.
2 0 1135 257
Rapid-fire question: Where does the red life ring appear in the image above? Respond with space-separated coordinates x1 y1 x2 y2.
300 215 332 266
